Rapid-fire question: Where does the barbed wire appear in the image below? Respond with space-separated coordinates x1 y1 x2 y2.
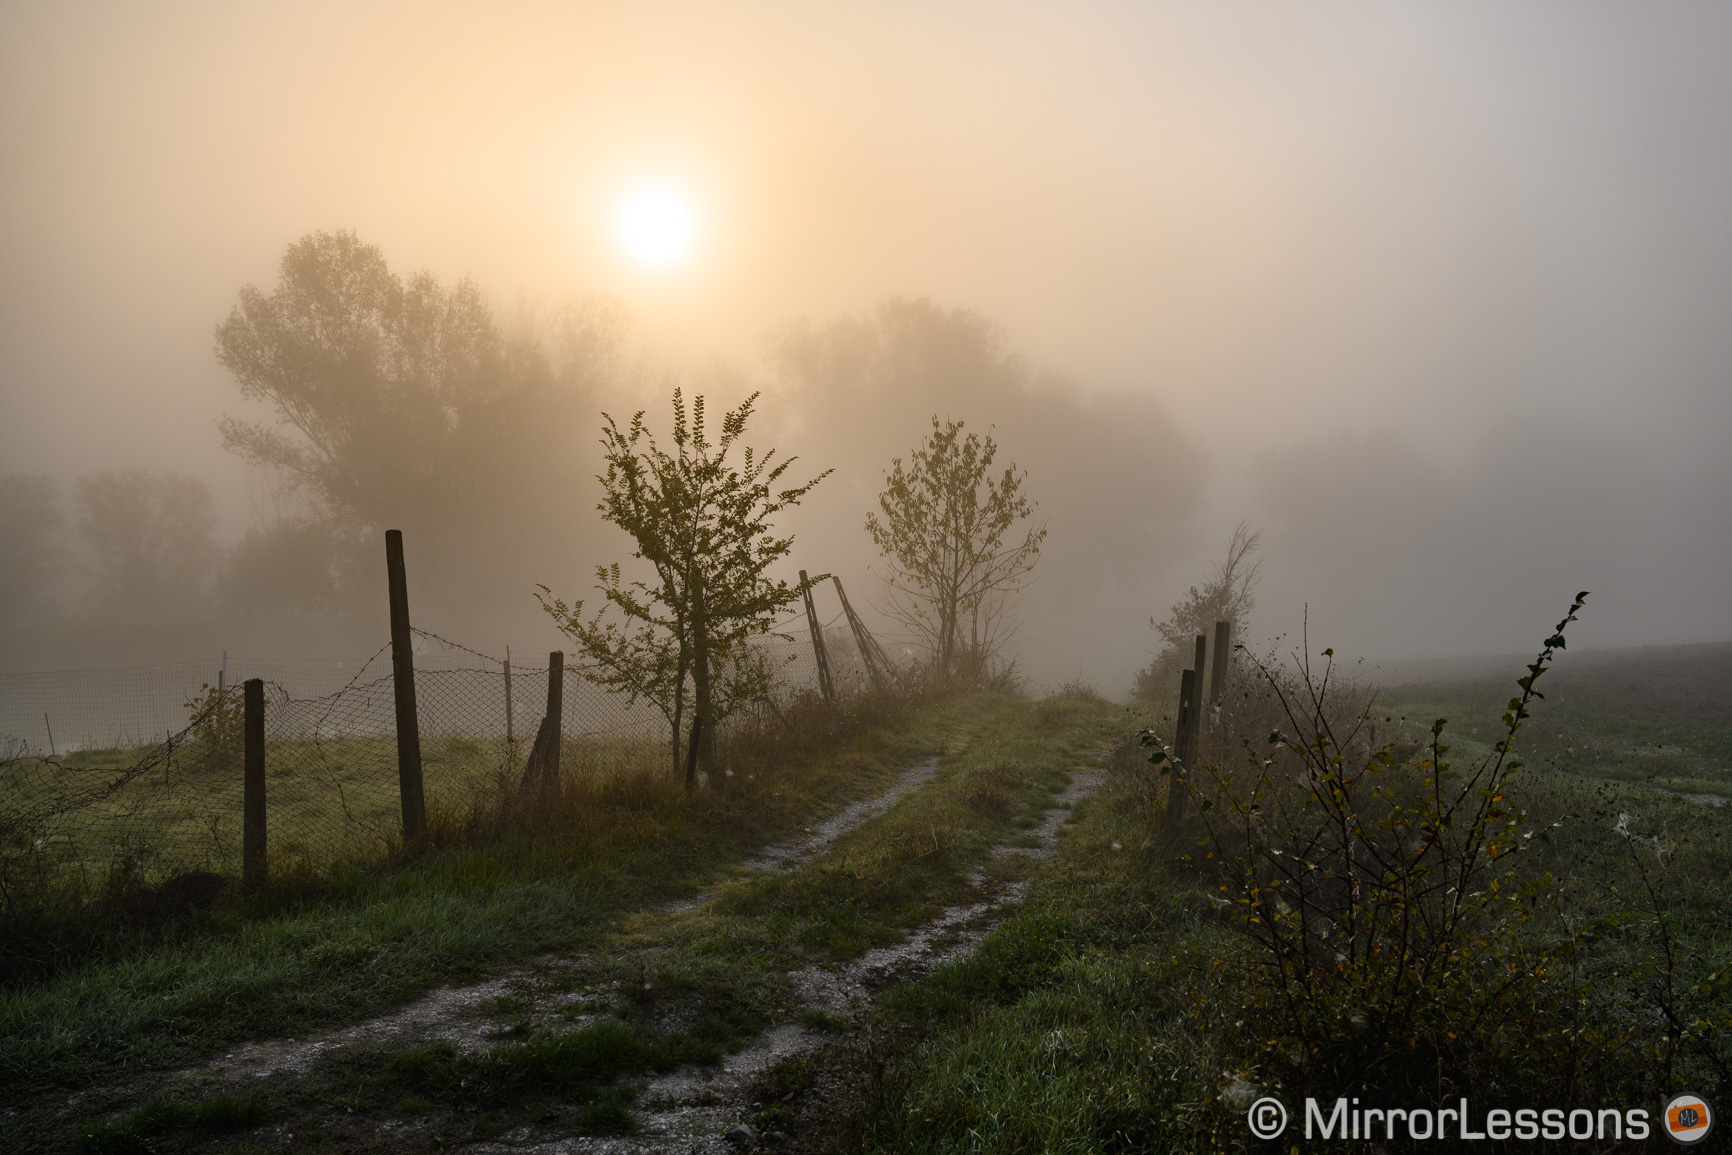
0 618 884 895
410 628 502 667
334 642 392 693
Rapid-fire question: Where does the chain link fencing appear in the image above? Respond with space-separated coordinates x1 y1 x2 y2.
0 618 882 898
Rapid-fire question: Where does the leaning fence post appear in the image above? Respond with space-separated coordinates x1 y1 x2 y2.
799 569 836 704
832 575 891 690
385 529 426 845
545 650 563 783
243 678 266 893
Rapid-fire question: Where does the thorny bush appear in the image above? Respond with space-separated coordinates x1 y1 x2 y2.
1159 593 1685 1110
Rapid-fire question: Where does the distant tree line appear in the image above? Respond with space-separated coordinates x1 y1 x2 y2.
3 231 1200 692
0 470 221 628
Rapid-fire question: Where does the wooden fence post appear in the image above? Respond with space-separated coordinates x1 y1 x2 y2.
385 529 426 844
1165 667 1198 838
545 651 563 782
1209 620 1232 708
504 645 515 750
521 650 564 789
1188 632 1208 766
243 677 266 892
799 570 836 704
1192 633 1208 706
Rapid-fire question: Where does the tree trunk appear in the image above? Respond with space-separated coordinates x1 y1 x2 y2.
691 569 714 784
671 644 688 779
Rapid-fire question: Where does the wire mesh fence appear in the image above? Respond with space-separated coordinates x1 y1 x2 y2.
0 620 883 896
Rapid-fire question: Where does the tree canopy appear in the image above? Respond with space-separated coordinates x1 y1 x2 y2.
538 389 829 780
214 230 621 614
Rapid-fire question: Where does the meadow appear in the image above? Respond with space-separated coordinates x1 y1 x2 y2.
3 642 1728 1153
847 642 1732 1152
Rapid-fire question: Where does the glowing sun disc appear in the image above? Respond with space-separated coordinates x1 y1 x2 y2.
618 190 694 264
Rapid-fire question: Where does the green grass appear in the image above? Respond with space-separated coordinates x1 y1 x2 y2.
861 782 1199 1153
12 731 674 886
76 1091 266 1154
1381 684 1732 798
1 693 987 1103
13 688 1131 1152
852 680 1732 1154
376 1016 721 1109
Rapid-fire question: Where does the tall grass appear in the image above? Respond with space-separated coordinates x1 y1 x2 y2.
0 680 958 1098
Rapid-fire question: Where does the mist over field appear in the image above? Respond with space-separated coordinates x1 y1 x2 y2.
4 2 1731 687
9 11 1732 1151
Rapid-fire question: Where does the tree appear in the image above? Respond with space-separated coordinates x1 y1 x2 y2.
865 416 1045 681
538 390 828 781
1132 522 1261 702
213 230 620 614
221 517 349 617
74 471 219 622
771 298 1204 687
0 475 64 625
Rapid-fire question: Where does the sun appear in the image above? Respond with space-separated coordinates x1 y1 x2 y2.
617 189 695 265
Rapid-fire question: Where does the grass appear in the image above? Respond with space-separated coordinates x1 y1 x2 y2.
0 690 982 1103
376 1016 721 1109
18 686 1127 1152
1377 690 1732 798
839 663 1732 1154
8 730 675 888
75 1092 266 1155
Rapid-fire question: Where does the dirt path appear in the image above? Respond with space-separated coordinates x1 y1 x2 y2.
185 759 944 1085
155 750 1107 1153
462 760 1108 1154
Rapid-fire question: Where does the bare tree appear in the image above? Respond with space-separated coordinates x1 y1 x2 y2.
865 416 1045 682
1133 521 1261 702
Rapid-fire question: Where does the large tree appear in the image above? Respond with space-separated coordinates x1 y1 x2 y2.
538 390 828 781
866 416 1044 681
214 230 619 615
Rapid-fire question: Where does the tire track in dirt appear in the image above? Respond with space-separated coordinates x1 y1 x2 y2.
182 758 943 1084
473 758 1108 1154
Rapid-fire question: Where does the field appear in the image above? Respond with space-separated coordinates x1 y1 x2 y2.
1 643 1728 1153
14 731 671 883
1381 640 1732 802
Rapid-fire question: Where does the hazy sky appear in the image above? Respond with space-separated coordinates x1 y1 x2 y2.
3 2 1729 680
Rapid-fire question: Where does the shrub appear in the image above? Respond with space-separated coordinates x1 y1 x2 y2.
1185 594 1601 1106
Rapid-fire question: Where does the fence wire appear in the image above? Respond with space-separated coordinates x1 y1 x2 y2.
0 622 880 893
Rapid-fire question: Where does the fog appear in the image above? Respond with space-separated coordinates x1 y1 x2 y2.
3 2 1730 689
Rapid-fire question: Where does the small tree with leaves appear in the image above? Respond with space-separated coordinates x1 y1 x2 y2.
866 417 1044 682
538 390 827 781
